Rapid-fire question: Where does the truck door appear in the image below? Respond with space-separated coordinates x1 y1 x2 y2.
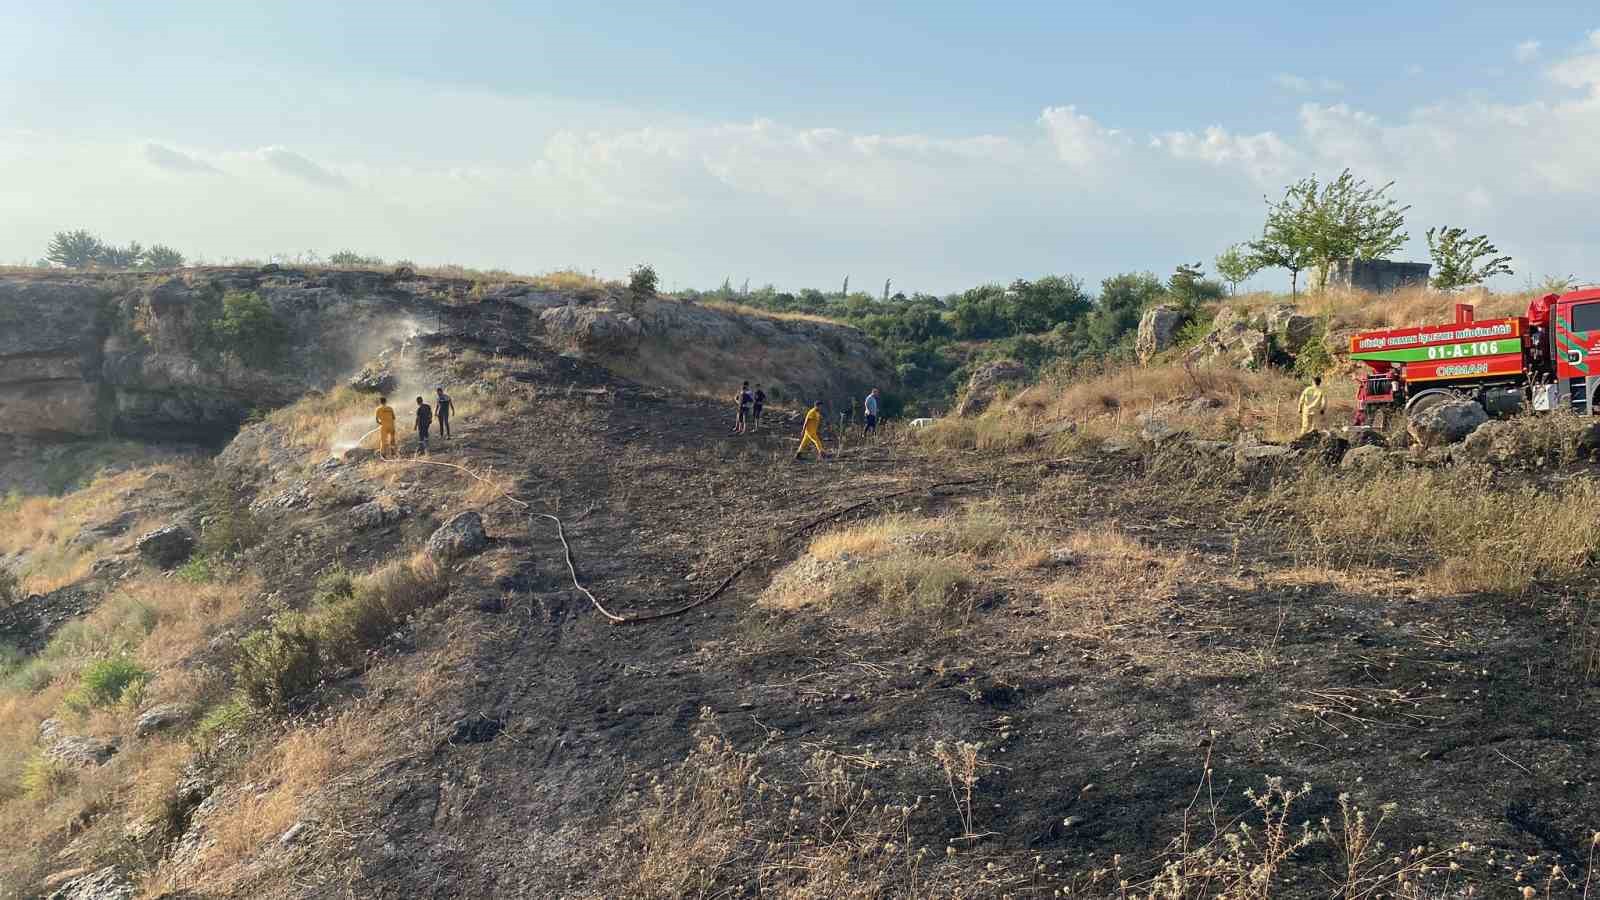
1555 300 1600 412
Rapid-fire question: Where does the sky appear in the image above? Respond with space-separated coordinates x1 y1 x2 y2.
2 2 1598 294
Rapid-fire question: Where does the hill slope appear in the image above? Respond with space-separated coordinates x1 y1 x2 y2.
0 274 1595 899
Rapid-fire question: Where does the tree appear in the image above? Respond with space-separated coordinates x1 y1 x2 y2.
1081 272 1165 353
1167 262 1224 317
328 250 383 267
45 230 105 268
1426 226 1513 290
1253 169 1409 293
96 241 145 269
1214 244 1259 295
201 291 288 368
627 263 658 319
143 245 185 269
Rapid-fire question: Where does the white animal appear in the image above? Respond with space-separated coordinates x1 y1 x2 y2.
909 417 936 428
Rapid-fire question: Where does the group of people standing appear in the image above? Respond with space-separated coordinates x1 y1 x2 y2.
374 387 454 458
731 381 883 461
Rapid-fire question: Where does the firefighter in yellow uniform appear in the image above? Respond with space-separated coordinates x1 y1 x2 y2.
1298 376 1327 436
794 401 825 461
375 396 398 458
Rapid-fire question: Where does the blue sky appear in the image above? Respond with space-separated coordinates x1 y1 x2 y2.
3 2 1598 293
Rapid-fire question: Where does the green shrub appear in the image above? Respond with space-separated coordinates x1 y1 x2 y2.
43 595 159 659
66 656 151 710
194 697 257 746
3 657 66 694
234 614 323 709
174 554 215 584
313 567 356 606
315 560 447 667
198 291 289 369
1292 332 1333 378
192 480 264 558
20 752 75 799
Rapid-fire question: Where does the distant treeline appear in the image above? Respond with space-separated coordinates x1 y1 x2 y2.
678 266 1224 408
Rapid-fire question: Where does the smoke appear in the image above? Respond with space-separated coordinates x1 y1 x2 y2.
328 314 446 457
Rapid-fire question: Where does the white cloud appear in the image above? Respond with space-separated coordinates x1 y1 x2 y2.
254 147 348 188
1514 40 1542 63
142 143 220 175
1272 74 1345 94
6 31 1600 289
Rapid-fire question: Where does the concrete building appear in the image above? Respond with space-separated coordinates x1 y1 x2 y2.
1323 259 1432 292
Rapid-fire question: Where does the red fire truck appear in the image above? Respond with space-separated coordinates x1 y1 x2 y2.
1350 286 1600 427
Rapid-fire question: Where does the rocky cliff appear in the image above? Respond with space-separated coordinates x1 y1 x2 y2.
0 267 893 450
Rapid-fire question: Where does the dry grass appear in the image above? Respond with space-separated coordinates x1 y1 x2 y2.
174 702 391 882
262 385 375 462
603 711 1030 899
0 570 259 891
1266 466 1600 596
0 467 179 594
1225 286 1532 332
1029 362 1345 443
699 299 846 328
763 504 1049 632
1040 529 1185 637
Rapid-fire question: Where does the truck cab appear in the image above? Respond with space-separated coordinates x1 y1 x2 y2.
1547 287 1600 413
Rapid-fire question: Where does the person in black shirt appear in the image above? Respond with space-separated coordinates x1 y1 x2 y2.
415 396 433 455
751 385 766 432
434 386 453 439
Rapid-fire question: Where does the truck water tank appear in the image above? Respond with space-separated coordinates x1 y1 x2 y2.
1483 387 1524 416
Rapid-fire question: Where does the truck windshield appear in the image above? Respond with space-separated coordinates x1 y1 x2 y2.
1570 302 1600 333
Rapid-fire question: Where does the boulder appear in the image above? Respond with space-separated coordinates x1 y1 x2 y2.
342 446 379 464
1266 305 1319 353
426 511 488 562
133 704 189 738
1183 439 1234 457
1138 420 1184 447
68 510 143 549
44 866 133 900
39 719 118 767
1339 444 1388 470
135 524 196 569
954 360 1028 418
1407 399 1488 449
1288 430 1349 466
1344 426 1387 449
1233 443 1293 475
1455 420 1519 465
348 500 406 530
1135 305 1185 364
1100 439 1138 455
348 365 398 396
539 305 643 353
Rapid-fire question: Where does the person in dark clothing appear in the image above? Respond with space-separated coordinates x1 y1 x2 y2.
435 386 453 438
415 396 433 455
751 385 766 432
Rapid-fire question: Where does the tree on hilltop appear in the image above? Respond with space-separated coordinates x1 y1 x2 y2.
143 245 186 269
45 230 105 269
97 241 145 269
1214 244 1259 295
1426 226 1513 290
1249 169 1409 294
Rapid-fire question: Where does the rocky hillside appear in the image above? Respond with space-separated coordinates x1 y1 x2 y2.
0 273 1594 899
0 267 892 490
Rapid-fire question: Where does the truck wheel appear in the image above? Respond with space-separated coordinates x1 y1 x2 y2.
1405 390 1456 418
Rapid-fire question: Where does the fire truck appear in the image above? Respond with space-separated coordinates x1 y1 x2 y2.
1350 286 1600 427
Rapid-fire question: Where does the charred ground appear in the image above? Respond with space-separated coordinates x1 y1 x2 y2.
1 301 1596 898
